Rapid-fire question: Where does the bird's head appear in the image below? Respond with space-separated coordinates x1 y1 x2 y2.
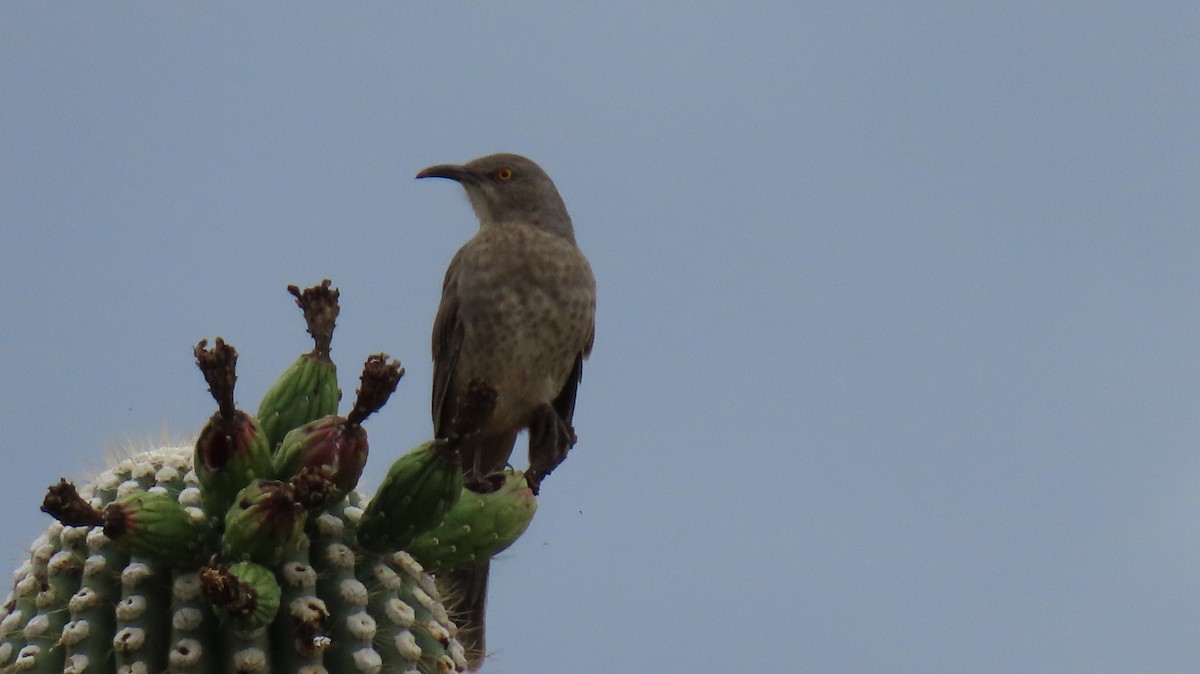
417 153 575 242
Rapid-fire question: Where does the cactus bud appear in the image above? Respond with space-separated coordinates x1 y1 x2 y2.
407 470 538 573
102 491 211 565
273 416 367 496
273 354 404 502
193 339 275 516
200 560 281 631
257 281 343 452
220 480 306 565
258 355 340 453
357 440 463 553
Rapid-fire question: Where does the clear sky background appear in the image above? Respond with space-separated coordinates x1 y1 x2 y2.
2 3 1198 672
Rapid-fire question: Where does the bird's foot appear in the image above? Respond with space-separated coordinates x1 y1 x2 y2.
464 470 507 494
526 404 575 495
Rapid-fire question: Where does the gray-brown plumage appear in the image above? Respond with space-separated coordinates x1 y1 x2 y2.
417 152 596 670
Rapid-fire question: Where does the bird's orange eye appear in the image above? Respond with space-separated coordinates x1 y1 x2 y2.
497 167 513 181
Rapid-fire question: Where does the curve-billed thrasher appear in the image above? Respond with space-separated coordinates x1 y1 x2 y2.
417 152 596 670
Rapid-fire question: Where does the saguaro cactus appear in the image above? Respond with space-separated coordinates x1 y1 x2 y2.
0 282 538 674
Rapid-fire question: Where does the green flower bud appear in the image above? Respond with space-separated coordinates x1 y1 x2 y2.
102 490 211 565
357 441 462 553
407 471 538 573
258 281 342 452
200 561 281 631
194 411 275 517
273 415 368 498
221 480 306 565
258 354 340 454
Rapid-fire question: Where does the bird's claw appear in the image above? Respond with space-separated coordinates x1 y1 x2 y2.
527 404 575 494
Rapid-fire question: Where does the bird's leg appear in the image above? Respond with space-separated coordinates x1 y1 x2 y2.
464 451 498 494
447 379 503 493
451 379 498 439
526 403 575 494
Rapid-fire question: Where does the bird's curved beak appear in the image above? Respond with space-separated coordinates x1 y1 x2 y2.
416 163 476 183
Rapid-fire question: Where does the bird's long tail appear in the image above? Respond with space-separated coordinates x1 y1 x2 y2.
446 561 491 671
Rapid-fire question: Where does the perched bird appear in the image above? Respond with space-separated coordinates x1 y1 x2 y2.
417 152 596 669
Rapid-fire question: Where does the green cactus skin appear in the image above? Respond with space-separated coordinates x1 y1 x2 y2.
258 354 340 454
356 442 464 554
406 471 538 574
0 446 468 674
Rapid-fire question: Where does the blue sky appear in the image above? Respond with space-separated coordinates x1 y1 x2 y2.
2 3 1198 672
